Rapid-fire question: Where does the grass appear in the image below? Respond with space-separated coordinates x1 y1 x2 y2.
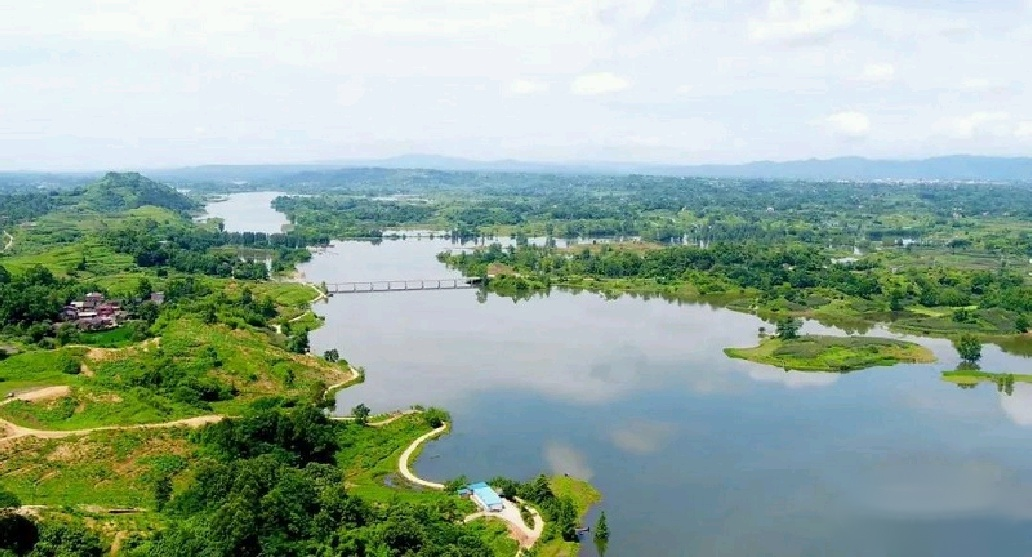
549 475 601 517
337 414 460 506
468 520 521 557
0 428 195 508
941 370 1032 386
0 239 134 278
0 347 88 390
724 335 936 372
76 327 137 348
0 318 352 430
535 476 602 557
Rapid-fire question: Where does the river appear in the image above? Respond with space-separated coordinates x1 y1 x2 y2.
211 192 1032 557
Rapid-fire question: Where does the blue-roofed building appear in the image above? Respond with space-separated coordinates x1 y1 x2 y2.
461 482 505 512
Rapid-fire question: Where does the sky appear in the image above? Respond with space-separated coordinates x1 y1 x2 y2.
1 0 1031 170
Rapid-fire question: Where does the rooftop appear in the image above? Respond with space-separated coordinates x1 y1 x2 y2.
467 482 504 510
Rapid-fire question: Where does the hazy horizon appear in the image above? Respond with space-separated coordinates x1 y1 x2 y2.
3 1 1031 171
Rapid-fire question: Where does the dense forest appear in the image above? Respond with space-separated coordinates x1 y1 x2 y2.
124 401 497 557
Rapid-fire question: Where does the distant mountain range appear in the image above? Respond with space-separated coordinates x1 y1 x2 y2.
143 155 1032 183
4 155 1032 185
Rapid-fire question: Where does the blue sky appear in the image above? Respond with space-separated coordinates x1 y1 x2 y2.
1 0 1030 170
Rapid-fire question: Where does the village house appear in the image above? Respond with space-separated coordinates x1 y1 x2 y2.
60 291 165 331
62 293 127 330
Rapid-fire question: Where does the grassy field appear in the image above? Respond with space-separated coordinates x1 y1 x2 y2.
0 318 351 430
338 414 464 506
550 475 602 516
0 347 88 391
0 428 195 508
76 326 137 348
536 476 603 557
724 335 937 372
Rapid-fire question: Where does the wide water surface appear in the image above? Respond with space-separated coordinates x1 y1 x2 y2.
214 192 1032 557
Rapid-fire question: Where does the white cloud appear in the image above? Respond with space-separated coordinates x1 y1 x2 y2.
824 111 871 138
570 72 630 95
960 77 993 92
1017 122 1032 139
510 78 549 95
748 367 840 388
1001 384 1032 425
610 420 676 454
748 0 860 44
336 79 366 106
940 111 1011 139
1 0 1032 168
543 441 593 480
859 62 895 82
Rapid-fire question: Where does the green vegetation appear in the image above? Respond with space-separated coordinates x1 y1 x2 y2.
0 429 195 508
1 171 605 556
941 369 1032 393
0 318 351 430
124 400 497 557
724 335 936 372
954 334 983 363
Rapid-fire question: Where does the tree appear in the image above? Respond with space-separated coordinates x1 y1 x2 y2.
287 333 309 354
0 488 19 510
136 277 153 301
1016 314 1030 334
954 334 982 363
155 475 173 511
352 403 371 426
594 511 609 542
30 521 104 557
952 308 975 324
888 288 904 312
775 318 801 340
323 349 339 363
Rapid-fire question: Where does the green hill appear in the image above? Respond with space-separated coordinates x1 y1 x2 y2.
80 172 199 213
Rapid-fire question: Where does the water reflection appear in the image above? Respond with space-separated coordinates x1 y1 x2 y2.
206 193 1032 557
1000 383 1032 425
746 367 840 388
609 419 677 454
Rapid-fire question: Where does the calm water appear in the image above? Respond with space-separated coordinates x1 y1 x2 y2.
202 191 289 234
214 192 1032 557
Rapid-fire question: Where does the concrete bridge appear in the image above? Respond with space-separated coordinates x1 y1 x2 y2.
325 277 483 295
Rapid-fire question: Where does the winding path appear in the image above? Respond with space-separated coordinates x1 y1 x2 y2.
331 409 419 426
0 413 224 441
398 424 448 489
1 230 12 252
395 422 545 551
463 502 544 550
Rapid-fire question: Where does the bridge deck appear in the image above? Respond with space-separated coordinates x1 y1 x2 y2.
325 278 482 294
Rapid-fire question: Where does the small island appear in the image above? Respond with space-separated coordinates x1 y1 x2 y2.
724 335 937 372
942 369 1032 390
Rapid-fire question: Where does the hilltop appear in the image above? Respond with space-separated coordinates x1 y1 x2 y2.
80 172 198 213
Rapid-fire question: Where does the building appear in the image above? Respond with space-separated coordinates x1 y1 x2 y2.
61 293 128 330
459 482 505 512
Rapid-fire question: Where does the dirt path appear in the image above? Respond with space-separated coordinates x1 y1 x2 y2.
0 414 225 441
1 230 12 252
463 497 545 551
398 424 448 490
1 386 71 406
1 386 223 441
330 408 418 426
